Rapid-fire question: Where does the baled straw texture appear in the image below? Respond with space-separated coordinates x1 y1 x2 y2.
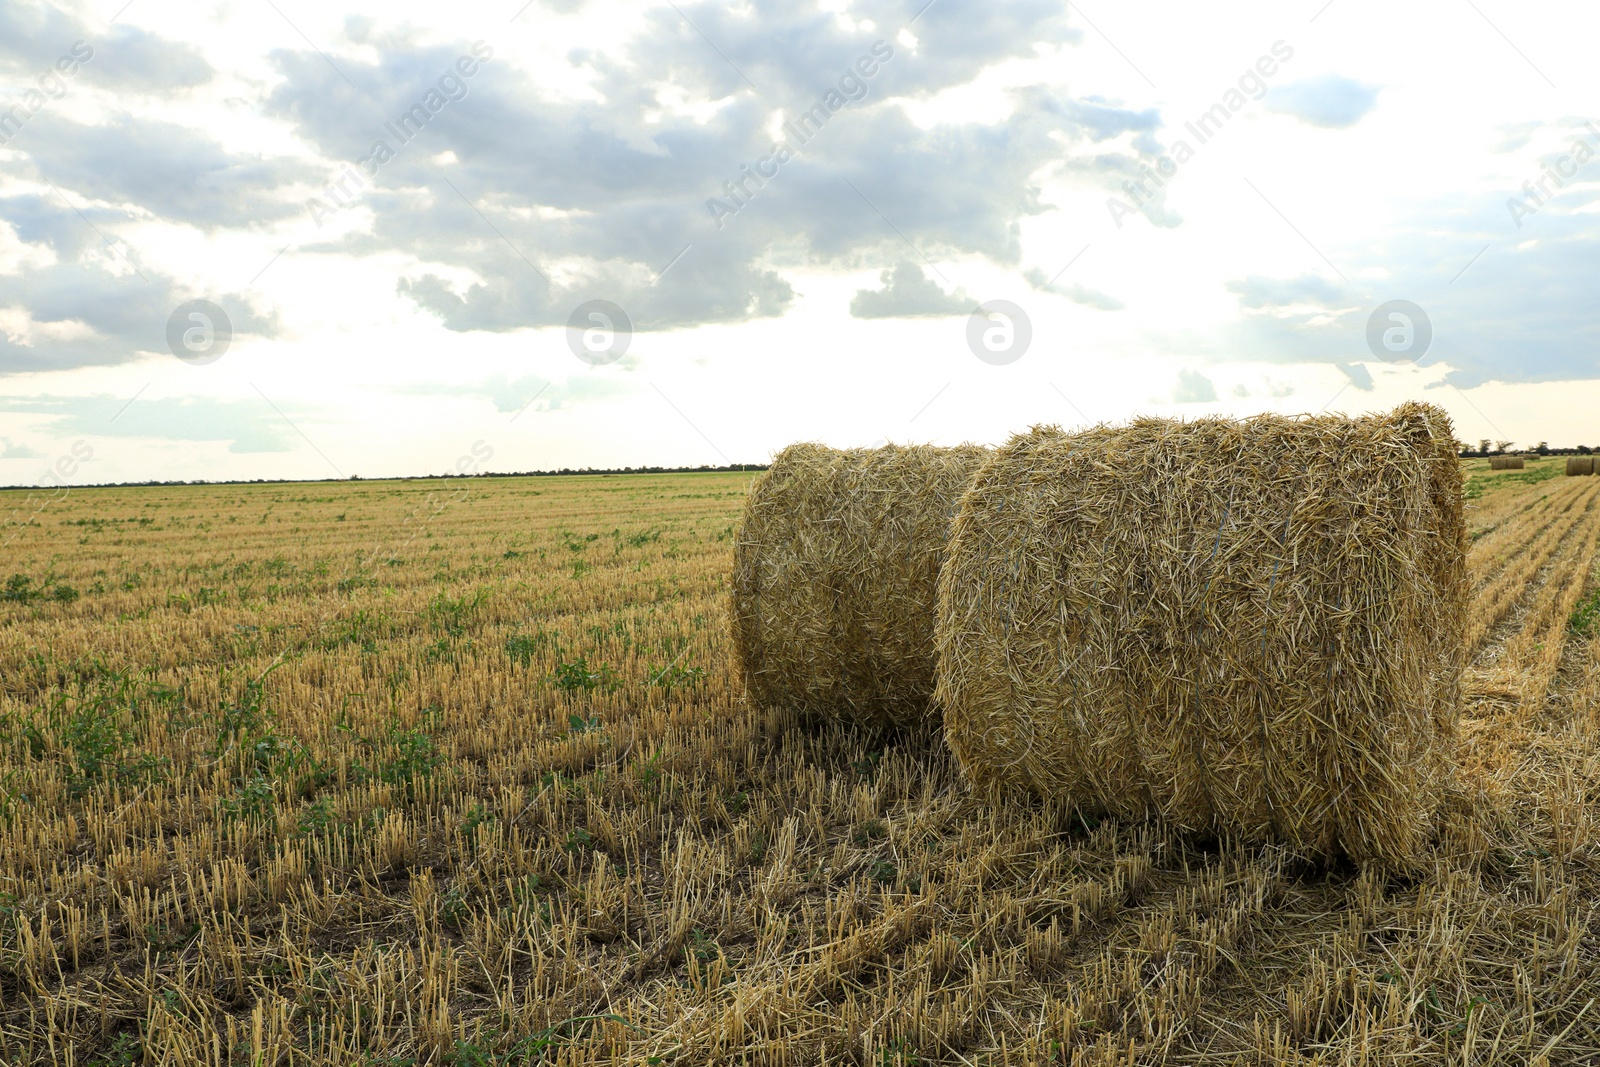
731 442 989 730
1490 456 1525 470
935 403 1468 868
1567 456 1596 476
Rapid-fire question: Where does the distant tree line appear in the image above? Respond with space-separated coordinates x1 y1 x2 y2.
0 463 767 492
1455 439 1595 457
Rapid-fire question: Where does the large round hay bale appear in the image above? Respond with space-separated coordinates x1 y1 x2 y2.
1502 456 1525 470
935 402 1467 868
1567 456 1595 476
731 442 989 730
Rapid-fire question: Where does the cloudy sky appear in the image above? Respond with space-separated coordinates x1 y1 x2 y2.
1 0 1597 484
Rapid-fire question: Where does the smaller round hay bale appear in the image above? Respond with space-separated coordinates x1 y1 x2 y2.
1502 456 1525 470
731 442 989 730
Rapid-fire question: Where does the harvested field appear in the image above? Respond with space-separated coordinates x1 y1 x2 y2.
1 455 1599 1064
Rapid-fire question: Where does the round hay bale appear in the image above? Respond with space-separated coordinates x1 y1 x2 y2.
935 402 1467 868
1502 456 1525 470
1567 456 1596 476
731 442 989 730
1489 456 1506 470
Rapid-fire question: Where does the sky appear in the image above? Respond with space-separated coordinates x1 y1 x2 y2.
1 0 1598 485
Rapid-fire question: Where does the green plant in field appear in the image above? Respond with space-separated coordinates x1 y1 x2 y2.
648 662 705 690
446 1015 635 1066
321 608 387 653
214 680 273 756
460 804 495 836
504 630 556 665
0 574 36 602
86 1031 142 1067
550 657 618 693
223 774 275 824
687 926 720 964
297 797 335 836
340 712 445 798
427 587 490 637
33 672 175 798
1 573 80 604
1571 586 1600 637
440 886 469 929
568 713 602 734
561 531 599 553
381 725 443 786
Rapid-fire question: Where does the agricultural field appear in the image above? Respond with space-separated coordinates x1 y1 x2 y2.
0 455 1598 1065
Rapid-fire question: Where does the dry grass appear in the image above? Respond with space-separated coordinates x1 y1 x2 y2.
731 443 988 730
0 458 1598 1065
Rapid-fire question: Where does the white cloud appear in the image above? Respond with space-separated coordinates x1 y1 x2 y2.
1265 75 1381 129
850 261 972 318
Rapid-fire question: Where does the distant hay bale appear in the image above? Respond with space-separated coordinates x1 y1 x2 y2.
1489 456 1525 470
1567 457 1596 476
935 402 1468 868
731 442 989 730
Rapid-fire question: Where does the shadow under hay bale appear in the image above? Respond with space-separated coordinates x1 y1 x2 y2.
935 402 1468 869
1567 457 1596 476
731 442 989 730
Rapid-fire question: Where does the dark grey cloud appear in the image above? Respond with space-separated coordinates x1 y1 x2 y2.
1265 75 1380 129
850 261 971 318
0 197 280 373
1226 272 1349 309
0 438 44 459
0 8 211 91
1025 266 1124 310
0 394 298 453
1174 368 1217 403
1337 363 1374 390
17 118 312 228
1218 180 1600 387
